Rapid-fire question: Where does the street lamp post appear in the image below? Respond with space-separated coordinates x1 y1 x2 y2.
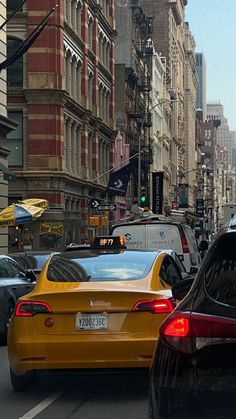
137 98 178 206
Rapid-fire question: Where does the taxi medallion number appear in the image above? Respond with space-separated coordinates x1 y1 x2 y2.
76 313 108 330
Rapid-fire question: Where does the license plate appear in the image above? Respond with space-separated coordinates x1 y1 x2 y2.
76 313 108 330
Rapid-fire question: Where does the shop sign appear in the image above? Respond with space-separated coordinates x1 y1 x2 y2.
152 172 164 214
40 222 64 236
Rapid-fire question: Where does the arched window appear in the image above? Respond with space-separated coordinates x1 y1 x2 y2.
7 37 23 86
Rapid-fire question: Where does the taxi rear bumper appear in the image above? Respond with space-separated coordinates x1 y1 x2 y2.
8 334 156 375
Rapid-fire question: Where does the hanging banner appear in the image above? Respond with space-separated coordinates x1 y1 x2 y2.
178 183 189 208
106 162 133 197
152 172 164 214
196 199 204 217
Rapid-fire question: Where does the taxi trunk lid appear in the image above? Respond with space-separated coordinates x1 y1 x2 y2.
29 287 173 335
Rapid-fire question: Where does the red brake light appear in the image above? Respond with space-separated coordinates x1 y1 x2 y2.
163 317 189 337
181 237 189 253
132 298 175 314
15 301 52 317
160 312 236 354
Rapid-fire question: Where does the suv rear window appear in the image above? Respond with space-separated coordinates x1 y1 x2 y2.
205 234 236 306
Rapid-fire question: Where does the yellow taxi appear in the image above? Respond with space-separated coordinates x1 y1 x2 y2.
8 236 184 390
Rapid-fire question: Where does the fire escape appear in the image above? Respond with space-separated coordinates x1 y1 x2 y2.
126 6 154 200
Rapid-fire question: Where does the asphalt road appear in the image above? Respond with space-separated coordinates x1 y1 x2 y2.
0 347 149 419
3 345 236 419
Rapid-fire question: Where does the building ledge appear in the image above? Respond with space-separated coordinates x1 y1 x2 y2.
0 114 18 136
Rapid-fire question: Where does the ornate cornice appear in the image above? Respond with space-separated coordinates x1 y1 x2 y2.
23 89 68 105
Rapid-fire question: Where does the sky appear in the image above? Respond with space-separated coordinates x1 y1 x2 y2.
185 0 236 131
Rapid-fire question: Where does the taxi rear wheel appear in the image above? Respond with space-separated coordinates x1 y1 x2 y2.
10 368 34 391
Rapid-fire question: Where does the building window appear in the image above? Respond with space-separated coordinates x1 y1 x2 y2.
7 111 23 166
88 72 93 111
88 132 93 179
76 1 82 38
88 16 94 50
7 38 23 86
7 0 23 11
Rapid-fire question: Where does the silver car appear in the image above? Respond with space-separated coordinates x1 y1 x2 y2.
0 255 36 345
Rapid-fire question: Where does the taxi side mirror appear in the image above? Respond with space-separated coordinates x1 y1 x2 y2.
172 277 195 300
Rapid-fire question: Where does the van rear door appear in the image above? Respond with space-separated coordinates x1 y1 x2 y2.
111 225 147 249
146 224 182 253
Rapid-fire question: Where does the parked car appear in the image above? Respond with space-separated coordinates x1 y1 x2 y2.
0 255 36 345
149 220 236 418
10 251 53 278
110 217 201 273
8 235 184 390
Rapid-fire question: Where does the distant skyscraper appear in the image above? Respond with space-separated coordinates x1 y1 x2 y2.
207 102 234 169
196 53 207 121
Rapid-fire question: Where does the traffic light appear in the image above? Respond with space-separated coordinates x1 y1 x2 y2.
140 186 148 207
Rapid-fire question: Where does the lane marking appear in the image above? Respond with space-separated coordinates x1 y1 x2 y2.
19 391 62 419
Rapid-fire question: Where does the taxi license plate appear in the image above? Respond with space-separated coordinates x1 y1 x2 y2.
76 313 108 330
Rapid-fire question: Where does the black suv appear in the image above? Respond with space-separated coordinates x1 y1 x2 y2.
149 221 236 418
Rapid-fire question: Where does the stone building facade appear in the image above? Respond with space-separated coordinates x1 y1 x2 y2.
182 22 197 210
115 0 153 208
140 0 188 194
150 51 172 212
7 0 116 249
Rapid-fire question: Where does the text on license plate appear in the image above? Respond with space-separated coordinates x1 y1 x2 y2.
76 313 108 330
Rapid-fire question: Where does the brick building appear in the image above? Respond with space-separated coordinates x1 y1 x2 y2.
0 0 17 253
7 0 116 249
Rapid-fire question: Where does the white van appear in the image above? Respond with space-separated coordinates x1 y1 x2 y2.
110 219 201 273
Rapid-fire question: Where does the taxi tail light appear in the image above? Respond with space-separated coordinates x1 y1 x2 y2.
132 298 175 314
181 237 189 253
160 312 236 354
15 301 52 317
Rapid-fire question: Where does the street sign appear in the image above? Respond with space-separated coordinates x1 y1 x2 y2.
97 205 116 212
90 199 100 209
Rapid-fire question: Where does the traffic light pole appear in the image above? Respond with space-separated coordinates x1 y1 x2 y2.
138 98 178 206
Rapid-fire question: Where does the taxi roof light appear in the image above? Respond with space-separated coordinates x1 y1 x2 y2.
91 235 126 249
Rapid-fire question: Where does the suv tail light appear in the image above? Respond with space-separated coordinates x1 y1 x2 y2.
181 237 189 253
15 301 52 317
160 312 236 354
132 298 175 314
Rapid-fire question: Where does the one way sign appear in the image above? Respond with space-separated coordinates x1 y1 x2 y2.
90 199 99 209
97 204 116 212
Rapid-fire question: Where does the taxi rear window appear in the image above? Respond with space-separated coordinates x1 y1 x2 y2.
47 251 157 282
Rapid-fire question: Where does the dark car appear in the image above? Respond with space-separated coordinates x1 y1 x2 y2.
0 255 36 345
10 251 53 277
163 249 198 280
149 221 236 418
